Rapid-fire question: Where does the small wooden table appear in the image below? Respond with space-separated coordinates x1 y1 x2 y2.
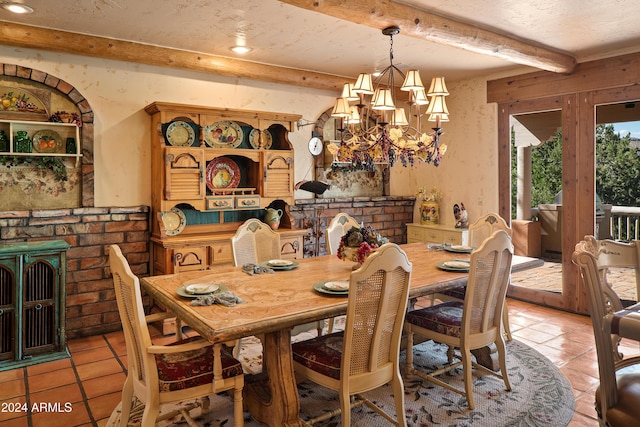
141 243 542 426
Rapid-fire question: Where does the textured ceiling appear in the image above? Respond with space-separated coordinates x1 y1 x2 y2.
0 0 639 83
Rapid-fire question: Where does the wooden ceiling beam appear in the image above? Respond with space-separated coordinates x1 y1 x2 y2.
0 21 347 92
279 0 577 74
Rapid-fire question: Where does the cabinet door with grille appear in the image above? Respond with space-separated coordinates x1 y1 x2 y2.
0 256 18 362
22 253 63 358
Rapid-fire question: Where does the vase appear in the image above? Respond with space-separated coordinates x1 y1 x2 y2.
420 201 439 225
14 130 32 153
0 130 8 152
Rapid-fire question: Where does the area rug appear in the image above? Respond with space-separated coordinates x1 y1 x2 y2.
106 333 575 427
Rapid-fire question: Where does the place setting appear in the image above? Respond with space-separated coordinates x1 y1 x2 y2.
313 280 349 296
436 259 471 272
442 243 473 253
176 282 244 307
262 259 300 271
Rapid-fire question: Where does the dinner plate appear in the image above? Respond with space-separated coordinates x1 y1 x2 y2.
205 157 241 191
267 259 293 267
443 244 473 254
313 282 348 296
32 129 62 153
249 128 272 149
185 283 219 294
203 120 243 148
323 280 349 291
165 120 196 146
160 207 186 236
176 284 228 298
437 260 470 272
263 260 299 270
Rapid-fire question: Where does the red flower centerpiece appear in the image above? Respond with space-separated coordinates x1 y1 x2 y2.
337 225 388 265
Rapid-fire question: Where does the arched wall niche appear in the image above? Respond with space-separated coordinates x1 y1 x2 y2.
0 63 94 207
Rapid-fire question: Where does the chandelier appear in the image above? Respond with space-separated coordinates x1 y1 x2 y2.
329 26 450 170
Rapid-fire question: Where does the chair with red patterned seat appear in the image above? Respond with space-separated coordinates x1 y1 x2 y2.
109 244 245 427
291 243 412 426
405 229 513 410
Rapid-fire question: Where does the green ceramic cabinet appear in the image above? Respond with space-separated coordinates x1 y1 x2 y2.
0 240 70 370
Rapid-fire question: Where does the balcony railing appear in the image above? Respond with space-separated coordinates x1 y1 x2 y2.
606 205 640 241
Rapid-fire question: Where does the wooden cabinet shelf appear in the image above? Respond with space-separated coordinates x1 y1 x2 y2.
145 102 305 274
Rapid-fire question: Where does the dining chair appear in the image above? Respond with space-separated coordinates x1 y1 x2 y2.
292 243 412 426
231 218 281 266
109 245 245 427
433 212 514 341
572 236 640 426
405 229 513 410
326 212 360 256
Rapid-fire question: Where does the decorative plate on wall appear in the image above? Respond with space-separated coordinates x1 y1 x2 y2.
248 128 272 149
32 129 63 153
165 120 196 147
203 120 243 148
161 207 187 236
206 157 241 191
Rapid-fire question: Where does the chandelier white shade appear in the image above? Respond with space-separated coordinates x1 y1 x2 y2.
330 26 450 169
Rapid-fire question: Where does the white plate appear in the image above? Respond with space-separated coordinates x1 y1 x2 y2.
267 259 294 266
185 284 220 294
443 261 470 269
450 245 472 251
323 280 349 291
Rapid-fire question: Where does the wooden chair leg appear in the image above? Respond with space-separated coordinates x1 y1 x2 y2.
502 302 512 341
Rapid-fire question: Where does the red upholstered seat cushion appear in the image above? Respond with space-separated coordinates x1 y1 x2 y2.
154 336 243 392
292 332 344 380
439 286 466 301
405 301 464 338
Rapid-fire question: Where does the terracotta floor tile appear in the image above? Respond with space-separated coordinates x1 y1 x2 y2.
0 368 24 383
29 382 84 405
66 335 107 353
27 367 76 393
560 366 600 393
75 359 123 382
30 402 90 427
0 378 25 400
0 414 29 426
71 345 117 366
568 411 599 427
87 391 122 421
512 327 558 344
82 372 126 399
26 357 72 376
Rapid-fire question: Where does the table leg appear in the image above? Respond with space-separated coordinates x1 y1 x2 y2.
243 329 302 427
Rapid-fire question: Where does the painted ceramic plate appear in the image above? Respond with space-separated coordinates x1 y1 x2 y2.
323 280 350 292
204 120 243 148
161 207 187 236
313 282 348 296
443 244 473 254
185 284 220 294
206 157 241 191
437 260 470 272
267 259 294 267
262 261 299 270
249 128 272 149
176 284 228 298
32 129 62 153
165 121 195 147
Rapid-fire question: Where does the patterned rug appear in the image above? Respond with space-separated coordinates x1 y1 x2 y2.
106 332 575 427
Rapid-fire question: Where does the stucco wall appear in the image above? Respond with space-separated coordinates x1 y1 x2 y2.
0 45 527 225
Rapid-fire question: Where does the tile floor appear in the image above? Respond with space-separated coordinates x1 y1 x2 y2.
1 263 638 427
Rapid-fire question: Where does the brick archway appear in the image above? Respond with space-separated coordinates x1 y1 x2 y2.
1 64 95 206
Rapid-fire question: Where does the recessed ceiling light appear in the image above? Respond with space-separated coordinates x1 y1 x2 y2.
230 46 252 54
2 3 34 14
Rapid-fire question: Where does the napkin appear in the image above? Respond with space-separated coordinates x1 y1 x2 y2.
242 263 274 275
190 292 245 307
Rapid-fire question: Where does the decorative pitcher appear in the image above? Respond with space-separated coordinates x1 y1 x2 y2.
264 208 283 230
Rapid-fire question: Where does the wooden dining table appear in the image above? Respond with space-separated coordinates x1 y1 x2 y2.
140 242 542 427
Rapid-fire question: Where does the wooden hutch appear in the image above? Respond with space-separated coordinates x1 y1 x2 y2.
145 102 307 275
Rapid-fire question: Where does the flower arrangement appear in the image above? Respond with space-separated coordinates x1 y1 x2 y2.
416 186 443 202
337 225 388 264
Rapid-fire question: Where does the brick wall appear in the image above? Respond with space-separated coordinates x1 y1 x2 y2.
0 206 149 340
291 196 416 257
0 197 415 339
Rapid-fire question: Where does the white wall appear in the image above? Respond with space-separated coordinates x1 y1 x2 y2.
0 45 526 224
